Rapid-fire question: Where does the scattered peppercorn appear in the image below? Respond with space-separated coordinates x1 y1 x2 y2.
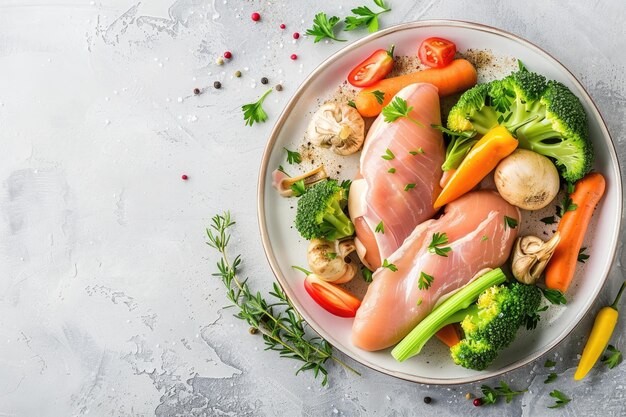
293 32 300 39
423 396 432 404
465 393 472 400
261 77 269 84
280 23 286 29
275 84 283 91
290 54 298 60
234 70 242 78
193 88 200 95
223 51 232 59
251 12 260 21
249 327 258 334
216 57 224 65
181 174 189 180
473 398 482 407
213 81 222 89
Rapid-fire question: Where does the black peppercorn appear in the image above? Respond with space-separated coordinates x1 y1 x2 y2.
213 81 222 89
261 77 269 84
193 88 200 95
424 396 432 404
276 84 283 91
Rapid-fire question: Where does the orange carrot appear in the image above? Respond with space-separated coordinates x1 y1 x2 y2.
435 323 462 347
355 59 477 117
434 126 518 208
545 173 606 293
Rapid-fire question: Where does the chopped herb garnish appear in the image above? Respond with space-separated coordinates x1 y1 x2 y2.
375 221 384 234
404 183 416 192
381 148 395 160
362 267 373 283
542 288 567 305
290 179 307 197
540 216 556 225
387 167 396 174
416 297 423 306
504 216 518 229
544 373 557 384
277 165 290 177
428 232 452 257
370 90 385 104
347 100 356 108
547 390 571 409
343 0 391 33
525 305 548 330
381 97 423 126
578 247 590 263
242 88 272 126
602 345 623 369
382 259 397 272
284 147 302 165
557 193 577 217
306 13 345 43
408 148 425 155
325 252 337 260
480 381 527 405
418 271 434 290
481 235 488 241
544 359 556 368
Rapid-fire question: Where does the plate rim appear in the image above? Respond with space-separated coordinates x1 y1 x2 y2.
256 19 623 384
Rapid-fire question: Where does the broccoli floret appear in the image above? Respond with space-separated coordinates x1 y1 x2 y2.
451 283 542 370
294 180 354 240
446 69 592 182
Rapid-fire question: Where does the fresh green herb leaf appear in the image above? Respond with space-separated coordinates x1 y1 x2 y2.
387 167 396 174
290 179 306 197
428 232 452 257
578 247 590 263
362 267 373 283
242 88 272 126
525 305 548 330
306 13 345 43
347 100 356 108
370 90 385 104
325 252 337 260
381 97 423 126
382 259 397 272
544 373 557 384
291 265 312 275
480 381 526 405
544 359 556 368
409 148 425 155
375 221 384 234
343 1 391 33
481 235 488 241
404 183 416 192
547 390 571 409
542 288 567 305
277 165 290 177
418 271 434 290
504 216 518 229
416 297 422 306
557 188 577 217
284 147 302 165
540 216 556 225
602 345 623 369
381 148 395 160
373 0 390 11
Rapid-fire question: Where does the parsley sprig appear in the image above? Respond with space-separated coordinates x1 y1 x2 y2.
306 13 345 42
382 259 397 272
370 90 385 104
578 247 590 263
206 212 360 386
480 381 527 405
544 373 557 384
504 215 518 229
242 88 272 126
284 147 302 165
547 390 571 409
381 97 424 126
344 0 391 32
602 344 623 369
418 271 434 290
428 232 452 257
542 288 567 305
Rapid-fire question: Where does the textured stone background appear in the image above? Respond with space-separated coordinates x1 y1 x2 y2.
1 1 625 416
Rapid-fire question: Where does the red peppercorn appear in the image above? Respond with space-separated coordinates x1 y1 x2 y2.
280 23 286 29
223 51 232 59
181 174 188 180
251 12 260 21
290 54 298 60
473 398 482 407
292 32 300 39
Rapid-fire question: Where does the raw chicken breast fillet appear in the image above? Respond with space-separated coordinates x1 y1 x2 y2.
349 83 445 271
352 191 521 351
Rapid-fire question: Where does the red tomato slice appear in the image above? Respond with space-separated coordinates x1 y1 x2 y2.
304 274 361 318
418 37 456 68
348 45 395 87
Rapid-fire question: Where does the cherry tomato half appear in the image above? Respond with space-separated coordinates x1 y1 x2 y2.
347 45 395 88
418 37 456 68
304 274 361 318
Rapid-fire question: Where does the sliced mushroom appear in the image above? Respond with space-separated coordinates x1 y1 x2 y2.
511 232 561 284
307 238 357 284
271 165 328 197
306 103 365 155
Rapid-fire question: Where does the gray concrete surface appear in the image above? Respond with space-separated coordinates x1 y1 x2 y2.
1 0 625 416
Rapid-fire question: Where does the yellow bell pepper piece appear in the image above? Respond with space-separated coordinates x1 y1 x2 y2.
574 281 626 380
434 126 518 208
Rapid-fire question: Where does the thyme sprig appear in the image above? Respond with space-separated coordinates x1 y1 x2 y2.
206 212 360 385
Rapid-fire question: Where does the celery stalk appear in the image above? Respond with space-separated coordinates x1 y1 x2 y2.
391 268 507 362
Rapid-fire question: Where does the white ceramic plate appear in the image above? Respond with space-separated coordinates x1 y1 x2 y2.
257 20 622 384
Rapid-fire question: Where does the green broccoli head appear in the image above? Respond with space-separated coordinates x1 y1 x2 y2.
451 338 498 371
451 283 543 371
294 180 355 240
445 69 592 182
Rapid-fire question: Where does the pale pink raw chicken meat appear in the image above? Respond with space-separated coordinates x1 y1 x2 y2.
349 83 445 271
352 191 521 352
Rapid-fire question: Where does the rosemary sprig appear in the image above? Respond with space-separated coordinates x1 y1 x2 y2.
206 212 360 385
